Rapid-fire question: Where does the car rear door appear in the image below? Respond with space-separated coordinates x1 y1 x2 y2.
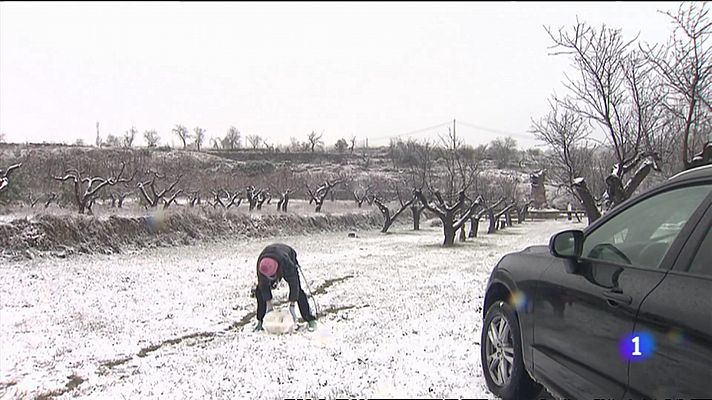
625 199 712 399
532 183 712 400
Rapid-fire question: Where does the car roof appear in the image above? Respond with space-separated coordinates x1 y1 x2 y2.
667 164 712 184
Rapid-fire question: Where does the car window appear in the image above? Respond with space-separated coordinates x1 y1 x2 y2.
582 184 711 268
689 226 712 276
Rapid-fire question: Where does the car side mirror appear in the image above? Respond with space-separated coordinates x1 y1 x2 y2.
549 230 584 259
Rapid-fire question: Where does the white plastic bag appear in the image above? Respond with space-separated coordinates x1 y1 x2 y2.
262 308 296 334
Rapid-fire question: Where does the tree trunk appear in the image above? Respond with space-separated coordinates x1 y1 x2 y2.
443 212 456 247
443 218 456 247
469 218 480 238
411 205 422 230
487 208 496 234
572 178 601 224
282 194 290 212
381 214 392 233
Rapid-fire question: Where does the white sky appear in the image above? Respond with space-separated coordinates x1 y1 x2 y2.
0 1 677 149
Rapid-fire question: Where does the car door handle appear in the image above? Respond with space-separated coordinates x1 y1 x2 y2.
602 289 632 306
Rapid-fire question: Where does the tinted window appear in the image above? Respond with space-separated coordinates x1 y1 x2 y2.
689 226 712 276
582 184 711 268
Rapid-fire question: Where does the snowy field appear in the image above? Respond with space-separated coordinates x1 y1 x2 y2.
0 218 583 399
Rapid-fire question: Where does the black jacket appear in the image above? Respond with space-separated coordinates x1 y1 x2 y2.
256 243 301 302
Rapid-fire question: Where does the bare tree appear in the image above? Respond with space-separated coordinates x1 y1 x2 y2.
137 171 182 208
488 137 518 168
144 129 160 148
276 189 293 212
350 136 357 154
531 104 601 221
194 126 206 152
307 131 324 152
352 183 372 208
186 190 202 207
373 189 415 233
413 127 484 246
105 134 122 148
335 138 349 153
544 20 664 223
53 162 132 214
224 126 242 149
172 125 190 150
123 126 137 148
0 163 22 196
305 178 343 212
95 121 102 148
642 2 712 170
108 186 133 208
246 134 262 150
210 189 241 209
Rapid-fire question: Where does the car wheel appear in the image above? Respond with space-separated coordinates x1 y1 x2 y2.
481 300 542 400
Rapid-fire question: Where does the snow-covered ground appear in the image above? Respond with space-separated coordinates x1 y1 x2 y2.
0 218 583 399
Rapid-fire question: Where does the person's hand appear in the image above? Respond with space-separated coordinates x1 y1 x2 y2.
288 302 297 322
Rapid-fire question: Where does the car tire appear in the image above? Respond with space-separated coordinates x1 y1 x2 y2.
481 300 542 400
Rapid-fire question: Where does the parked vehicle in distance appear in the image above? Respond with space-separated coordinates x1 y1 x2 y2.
481 164 712 400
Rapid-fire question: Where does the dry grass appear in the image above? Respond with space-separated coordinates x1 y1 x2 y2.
0 200 395 260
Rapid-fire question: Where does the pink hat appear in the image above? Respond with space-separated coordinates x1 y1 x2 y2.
259 257 279 277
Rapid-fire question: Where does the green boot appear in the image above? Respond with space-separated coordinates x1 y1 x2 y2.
253 321 264 332
307 320 317 332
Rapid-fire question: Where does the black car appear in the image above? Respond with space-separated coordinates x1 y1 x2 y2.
481 164 712 400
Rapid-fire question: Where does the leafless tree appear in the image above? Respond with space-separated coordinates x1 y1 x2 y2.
642 1 712 170
173 125 190 150
44 192 58 208
413 127 484 246
137 171 182 208
224 126 242 149
307 131 324 152
210 189 241 209
352 184 372 208
95 122 102 147
246 134 262 150
305 178 343 212
144 129 160 148
194 127 206 152
54 162 132 214
105 134 122 148
373 189 416 233
350 136 357 154
544 20 664 223
468 197 506 237
123 126 137 148
187 190 202 207
276 189 293 212
488 137 518 168
335 138 349 153
108 188 132 208
0 163 22 196
531 104 602 221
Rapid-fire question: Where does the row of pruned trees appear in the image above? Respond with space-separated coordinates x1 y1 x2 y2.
1 133 531 247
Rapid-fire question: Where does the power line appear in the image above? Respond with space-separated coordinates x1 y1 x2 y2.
364 119 536 147
368 121 453 142
457 120 534 141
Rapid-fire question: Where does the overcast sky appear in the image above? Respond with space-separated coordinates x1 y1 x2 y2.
0 1 678 149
